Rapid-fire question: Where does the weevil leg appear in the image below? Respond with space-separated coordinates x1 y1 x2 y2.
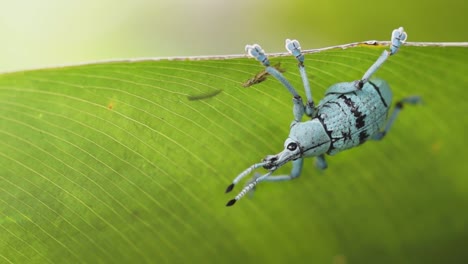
315 154 328 170
372 96 421 140
285 39 315 117
246 44 305 122
357 27 408 88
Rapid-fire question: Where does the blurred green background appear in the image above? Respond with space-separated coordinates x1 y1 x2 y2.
1 0 466 72
1 1 467 263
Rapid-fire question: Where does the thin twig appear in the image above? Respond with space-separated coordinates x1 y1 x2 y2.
1 41 467 74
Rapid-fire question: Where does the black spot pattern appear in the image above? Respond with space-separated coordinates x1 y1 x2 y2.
339 95 367 129
317 114 333 139
317 114 335 153
341 130 352 141
359 131 369 144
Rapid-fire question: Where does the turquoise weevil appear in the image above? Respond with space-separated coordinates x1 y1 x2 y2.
225 27 421 206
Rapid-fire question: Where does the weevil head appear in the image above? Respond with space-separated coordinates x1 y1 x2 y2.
262 137 302 170
262 120 331 171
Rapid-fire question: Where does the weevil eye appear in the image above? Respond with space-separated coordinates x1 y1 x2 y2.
287 142 298 151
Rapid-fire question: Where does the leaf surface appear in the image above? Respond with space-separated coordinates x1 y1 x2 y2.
1 44 467 263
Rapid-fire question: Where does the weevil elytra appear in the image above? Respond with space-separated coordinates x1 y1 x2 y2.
225 27 421 206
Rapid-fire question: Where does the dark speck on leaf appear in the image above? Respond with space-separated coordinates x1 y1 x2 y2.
187 89 223 101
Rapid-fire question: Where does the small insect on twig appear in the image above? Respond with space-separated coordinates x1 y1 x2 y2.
187 89 223 101
242 63 286 88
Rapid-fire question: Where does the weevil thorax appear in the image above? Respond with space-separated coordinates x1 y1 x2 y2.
288 120 331 157
262 120 331 171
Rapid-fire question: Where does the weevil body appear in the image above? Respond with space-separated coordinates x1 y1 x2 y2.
225 27 421 206
303 78 392 156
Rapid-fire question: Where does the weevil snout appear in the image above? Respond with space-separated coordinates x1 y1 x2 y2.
261 140 303 171
262 155 278 170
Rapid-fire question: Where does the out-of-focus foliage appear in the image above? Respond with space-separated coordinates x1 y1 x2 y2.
1 0 466 72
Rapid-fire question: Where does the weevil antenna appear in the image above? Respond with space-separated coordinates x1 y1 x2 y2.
225 161 268 193
226 171 274 206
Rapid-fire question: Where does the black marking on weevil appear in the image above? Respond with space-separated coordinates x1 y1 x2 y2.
302 140 332 155
317 114 333 139
326 145 336 155
395 101 404 109
338 95 367 129
358 130 369 145
355 80 364 89
263 156 278 163
317 114 335 153
341 131 352 141
306 101 316 114
329 101 348 116
319 101 347 123
355 115 366 129
262 156 278 170
340 95 353 108
369 81 388 107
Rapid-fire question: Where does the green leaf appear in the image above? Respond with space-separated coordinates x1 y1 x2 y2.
1 43 467 263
